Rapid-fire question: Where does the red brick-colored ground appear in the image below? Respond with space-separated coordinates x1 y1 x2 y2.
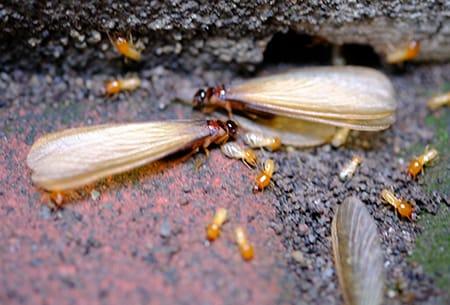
0 72 291 305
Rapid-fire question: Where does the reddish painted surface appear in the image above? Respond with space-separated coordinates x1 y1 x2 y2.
0 78 289 305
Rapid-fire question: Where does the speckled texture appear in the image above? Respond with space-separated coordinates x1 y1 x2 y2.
1 59 449 305
1 0 450 73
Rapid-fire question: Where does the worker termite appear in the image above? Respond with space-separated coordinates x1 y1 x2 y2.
339 156 362 181
427 92 450 111
235 226 254 261
193 66 397 131
407 147 438 178
242 132 281 151
331 128 350 148
220 142 257 167
386 40 420 64
105 76 141 95
109 34 142 61
27 119 237 192
253 159 275 192
380 189 413 220
206 208 228 241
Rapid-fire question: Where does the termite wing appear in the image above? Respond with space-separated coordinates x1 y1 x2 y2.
27 119 237 191
189 66 397 147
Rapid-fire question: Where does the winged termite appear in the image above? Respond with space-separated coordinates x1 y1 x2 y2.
27 119 237 191
193 66 397 131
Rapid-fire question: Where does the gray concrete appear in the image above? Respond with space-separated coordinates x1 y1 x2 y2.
1 1 449 71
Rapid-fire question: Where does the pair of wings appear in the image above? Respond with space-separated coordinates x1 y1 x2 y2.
227 66 396 131
27 120 212 191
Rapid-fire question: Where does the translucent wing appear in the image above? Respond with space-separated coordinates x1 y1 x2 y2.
27 120 210 191
224 114 337 147
227 66 396 130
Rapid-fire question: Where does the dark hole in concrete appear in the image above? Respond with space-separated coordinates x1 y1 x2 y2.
262 31 333 66
340 43 381 67
262 31 382 68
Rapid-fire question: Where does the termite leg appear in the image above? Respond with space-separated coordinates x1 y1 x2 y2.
50 191 64 206
225 101 233 118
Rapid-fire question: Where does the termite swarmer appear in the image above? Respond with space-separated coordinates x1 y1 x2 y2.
407 147 438 179
386 40 420 64
206 208 228 241
27 120 237 193
242 132 281 151
253 159 275 192
427 92 450 111
192 66 396 131
235 226 254 261
105 76 141 95
339 156 362 181
221 142 257 168
110 35 142 61
380 189 413 220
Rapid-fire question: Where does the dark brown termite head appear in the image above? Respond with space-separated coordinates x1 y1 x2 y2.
225 120 238 138
193 85 226 110
193 88 208 109
206 119 238 144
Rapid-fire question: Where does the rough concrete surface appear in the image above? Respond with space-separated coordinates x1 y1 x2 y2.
1 57 449 305
1 0 450 72
1 2 450 305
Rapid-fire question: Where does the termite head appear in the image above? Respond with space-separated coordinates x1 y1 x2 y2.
105 80 120 95
193 85 226 109
208 120 238 144
407 158 422 178
225 120 238 138
193 88 211 109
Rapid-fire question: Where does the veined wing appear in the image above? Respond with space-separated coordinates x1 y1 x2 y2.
217 113 337 147
227 66 396 130
27 120 210 191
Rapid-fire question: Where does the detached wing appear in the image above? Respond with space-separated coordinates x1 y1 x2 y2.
227 66 396 131
27 121 210 191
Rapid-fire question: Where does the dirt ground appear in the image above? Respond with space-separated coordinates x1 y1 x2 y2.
0 59 449 305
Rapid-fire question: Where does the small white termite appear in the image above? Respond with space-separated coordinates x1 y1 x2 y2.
339 156 362 181
242 132 281 151
221 142 257 167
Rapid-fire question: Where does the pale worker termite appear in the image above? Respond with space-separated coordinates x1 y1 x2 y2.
27 120 237 192
339 156 362 181
380 189 413 220
427 92 450 111
193 66 397 132
242 132 281 151
206 208 228 241
220 142 257 167
386 40 420 64
407 147 438 179
235 226 254 261
110 35 142 61
253 159 275 192
105 76 141 95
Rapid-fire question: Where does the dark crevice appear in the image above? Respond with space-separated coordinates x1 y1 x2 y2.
261 31 382 68
262 31 333 66
340 43 382 67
